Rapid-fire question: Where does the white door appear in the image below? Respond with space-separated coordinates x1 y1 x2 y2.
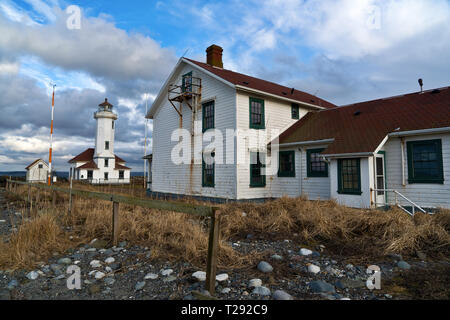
375 154 386 206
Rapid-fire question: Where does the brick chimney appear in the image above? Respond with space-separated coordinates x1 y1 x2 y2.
206 44 223 68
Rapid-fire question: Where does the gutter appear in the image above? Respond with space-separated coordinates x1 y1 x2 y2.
235 85 326 110
388 126 450 137
321 152 374 158
273 139 334 148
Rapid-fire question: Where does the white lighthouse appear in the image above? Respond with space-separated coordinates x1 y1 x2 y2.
68 98 131 184
94 98 117 160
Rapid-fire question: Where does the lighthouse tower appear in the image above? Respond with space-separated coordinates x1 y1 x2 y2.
68 98 131 184
94 98 118 175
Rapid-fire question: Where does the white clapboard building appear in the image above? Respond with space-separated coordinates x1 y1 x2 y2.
26 159 49 183
69 99 131 184
146 44 450 210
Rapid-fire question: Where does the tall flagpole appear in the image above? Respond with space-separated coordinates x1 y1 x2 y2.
48 84 56 186
144 93 148 189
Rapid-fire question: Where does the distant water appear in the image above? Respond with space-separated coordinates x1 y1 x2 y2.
0 171 145 178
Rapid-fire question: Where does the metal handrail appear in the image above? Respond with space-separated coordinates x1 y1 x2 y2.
371 188 429 216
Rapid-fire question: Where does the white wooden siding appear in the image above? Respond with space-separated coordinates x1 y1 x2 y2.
383 134 450 209
151 63 237 199
235 91 309 199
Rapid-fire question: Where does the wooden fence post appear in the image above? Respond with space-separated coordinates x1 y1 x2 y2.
112 201 120 246
205 209 221 295
52 190 57 207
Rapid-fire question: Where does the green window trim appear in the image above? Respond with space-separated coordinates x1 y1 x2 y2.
307 148 328 177
291 103 300 120
250 152 266 188
337 158 362 195
202 100 215 133
182 71 192 93
202 154 215 188
249 97 265 129
278 150 296 177
407 139 444 184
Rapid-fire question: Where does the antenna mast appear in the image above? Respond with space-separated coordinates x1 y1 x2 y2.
48 84 56 186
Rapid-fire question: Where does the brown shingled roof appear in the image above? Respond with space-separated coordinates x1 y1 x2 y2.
278 86 450 155
68 148 95 163
78 160 98 169
185 58 336 109
69 148 128 165
115 163 131 170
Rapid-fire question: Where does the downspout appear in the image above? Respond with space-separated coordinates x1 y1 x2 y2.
401 137 406 187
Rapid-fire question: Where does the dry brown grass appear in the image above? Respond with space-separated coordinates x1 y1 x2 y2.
0 185 252 271
219 196 450 260
1 185 449 271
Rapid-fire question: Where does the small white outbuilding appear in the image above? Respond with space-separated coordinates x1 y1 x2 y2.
25 159 49 183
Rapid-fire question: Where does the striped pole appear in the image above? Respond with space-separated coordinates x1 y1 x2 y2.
48 84 56 186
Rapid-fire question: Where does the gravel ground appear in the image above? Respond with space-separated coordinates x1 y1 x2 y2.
0 189 448 301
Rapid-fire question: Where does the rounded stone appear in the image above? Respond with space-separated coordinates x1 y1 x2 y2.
300 248 313 256
216 273 229 282
252 286 271 296
257 261 273 273
249 279 263 288
105 257 115 264
57 258 72 265
161 269 174 276
135 281 146 291
308 264 321 274
144 273 158 280
192 271 206 281
273 290 293 300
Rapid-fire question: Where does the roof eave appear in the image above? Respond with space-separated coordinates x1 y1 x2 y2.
235 85 326 110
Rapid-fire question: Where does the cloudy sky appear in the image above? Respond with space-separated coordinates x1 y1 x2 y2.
0 0 449 172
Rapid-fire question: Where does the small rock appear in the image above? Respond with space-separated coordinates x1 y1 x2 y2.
397 261 411 270
192 271 206 281
105 267 113 273
273 290 293 300
105 257 115 264
135 281 146 291
7 279 18 290
252 286 271 296
299 248 313 256
221 288 231 294
145 273 158 280
90 260 102 268
385 294 393 299
54 274 65 280
216 273 229 282
26 271 39 280
57 257 72 265
104 278 116 286
271 254 283 261
0 220 6 224
161 269 173 276
242 291 249 296
163 275 177 283
335 278 365 290
249 279 263 288
312 251 321 258
95 271 106 280
257 261 273 273
309 280 336 294
308 264 321 274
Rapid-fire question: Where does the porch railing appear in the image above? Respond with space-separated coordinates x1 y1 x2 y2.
371 188 431 216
